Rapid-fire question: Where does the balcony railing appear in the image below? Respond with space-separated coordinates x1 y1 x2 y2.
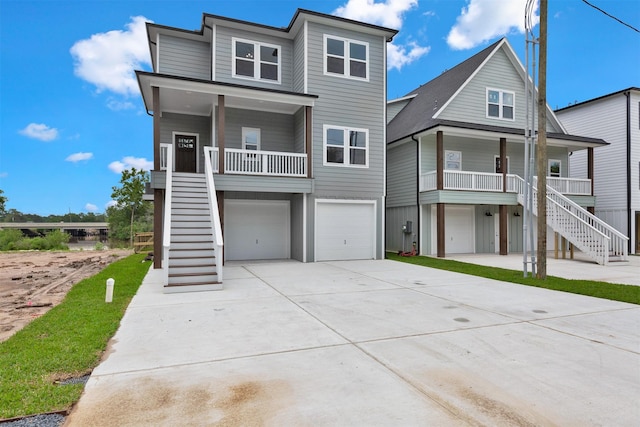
205 147 306 177
420 170 591 195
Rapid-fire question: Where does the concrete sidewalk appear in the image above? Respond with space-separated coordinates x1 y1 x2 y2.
447 251 640 286
65 259 640 426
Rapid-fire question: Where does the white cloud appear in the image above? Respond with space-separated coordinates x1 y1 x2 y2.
70 16 152 96
106 98 135 111
333 0 418 29
19 123 59 141
66 152 94 162
0 172 8 178
388 42 430 70
447 0 538 50
333 0 429 71
108 156 153 174
105 200 118 209
85 203 98 212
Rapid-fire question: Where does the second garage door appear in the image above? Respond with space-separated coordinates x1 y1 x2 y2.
315 201 376 261
224 200 290 261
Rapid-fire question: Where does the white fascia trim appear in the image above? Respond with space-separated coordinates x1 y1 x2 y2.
432 39 505 120
388 93 417 104
143 74 315 107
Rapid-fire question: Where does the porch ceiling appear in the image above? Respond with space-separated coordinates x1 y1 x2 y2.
137 72 317 116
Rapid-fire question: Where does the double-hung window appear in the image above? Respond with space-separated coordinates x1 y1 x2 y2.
324 35 368 80
324 125 368 167
233 38 280 83
487 88 515 120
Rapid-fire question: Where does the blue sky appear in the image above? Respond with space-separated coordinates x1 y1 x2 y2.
1 0 638 216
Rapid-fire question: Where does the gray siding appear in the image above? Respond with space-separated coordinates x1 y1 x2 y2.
291 194 304 261
294 108 305 153
387 99 410 123
438 48 561 133
386 206 418 252
420 136 569 178
218 107 296 152
158 35 210 80
387 141 417 207
306 22 386 199
293 28 305 92
214 25 294 91
475 205 496 253
160 113 212 173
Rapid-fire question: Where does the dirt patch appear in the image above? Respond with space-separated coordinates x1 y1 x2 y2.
0 249 132 342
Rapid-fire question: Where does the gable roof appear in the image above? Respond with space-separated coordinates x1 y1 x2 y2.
387 39 501 143
555 87 640 112
387 38 601 148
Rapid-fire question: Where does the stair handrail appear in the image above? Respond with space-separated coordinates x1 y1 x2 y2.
161 143 173 284
204 146 224 282
533 176 628 259
513 175 611 265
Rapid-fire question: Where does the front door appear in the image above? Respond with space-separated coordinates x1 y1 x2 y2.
174 133 197 173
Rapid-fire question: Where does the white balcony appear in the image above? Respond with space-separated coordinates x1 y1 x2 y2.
206 147 307 178
420 170 591 195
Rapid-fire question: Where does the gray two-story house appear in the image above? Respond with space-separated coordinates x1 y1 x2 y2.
386 38 628 265
137 9 397 291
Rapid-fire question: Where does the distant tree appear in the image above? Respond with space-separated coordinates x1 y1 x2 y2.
110 168 150 247
0 189 6 217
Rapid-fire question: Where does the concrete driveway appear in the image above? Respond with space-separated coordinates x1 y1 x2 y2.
65 259 640 426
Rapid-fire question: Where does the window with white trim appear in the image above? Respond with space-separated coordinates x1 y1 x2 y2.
324 35 368 80
324 125 368 167
232 38 280 83
242 127 260 151
548 159 561 177
445 150 462 170
487 88 515 120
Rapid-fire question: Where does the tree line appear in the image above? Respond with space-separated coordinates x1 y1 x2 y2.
0 168 152 249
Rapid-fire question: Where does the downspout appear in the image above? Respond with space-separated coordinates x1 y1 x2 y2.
411 133 421 253
625 90 632 253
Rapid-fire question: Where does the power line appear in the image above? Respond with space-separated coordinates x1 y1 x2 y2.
581 0 640 33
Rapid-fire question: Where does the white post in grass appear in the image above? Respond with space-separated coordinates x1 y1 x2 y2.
105 278 115 303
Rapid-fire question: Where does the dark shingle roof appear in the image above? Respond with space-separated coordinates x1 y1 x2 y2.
387 39 503 143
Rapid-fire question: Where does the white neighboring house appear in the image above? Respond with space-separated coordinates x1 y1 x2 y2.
556 88 640 255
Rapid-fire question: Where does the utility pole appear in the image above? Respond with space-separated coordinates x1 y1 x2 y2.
536 0 548 279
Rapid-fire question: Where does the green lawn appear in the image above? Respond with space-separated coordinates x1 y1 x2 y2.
387 253 640 305
0 253 149 420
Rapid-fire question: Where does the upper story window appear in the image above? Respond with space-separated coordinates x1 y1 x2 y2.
233 38 280 83
324 125 369 167
324 35 368 80
487 88 515 120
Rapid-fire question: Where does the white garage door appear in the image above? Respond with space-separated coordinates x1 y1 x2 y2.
224 200 290 261
316 201 376 261
445 205 474 254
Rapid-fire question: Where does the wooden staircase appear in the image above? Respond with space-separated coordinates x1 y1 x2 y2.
165 172 222 292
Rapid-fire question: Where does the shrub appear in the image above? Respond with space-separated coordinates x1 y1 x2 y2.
0 229 22 250
44 230 70 250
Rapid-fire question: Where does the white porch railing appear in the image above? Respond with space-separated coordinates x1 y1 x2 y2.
419 170 591 196
160 143 173 284
203 147 224 282
224 148 306 177
537 176 591 195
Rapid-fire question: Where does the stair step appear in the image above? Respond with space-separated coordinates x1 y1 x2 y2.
172 196 209 204
171 221 213 228
168 256 216 266
171 234 213 242
169 248 216 258
170 241 214 250
169 264 217 275
170 227 212 235
168 272 218 285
